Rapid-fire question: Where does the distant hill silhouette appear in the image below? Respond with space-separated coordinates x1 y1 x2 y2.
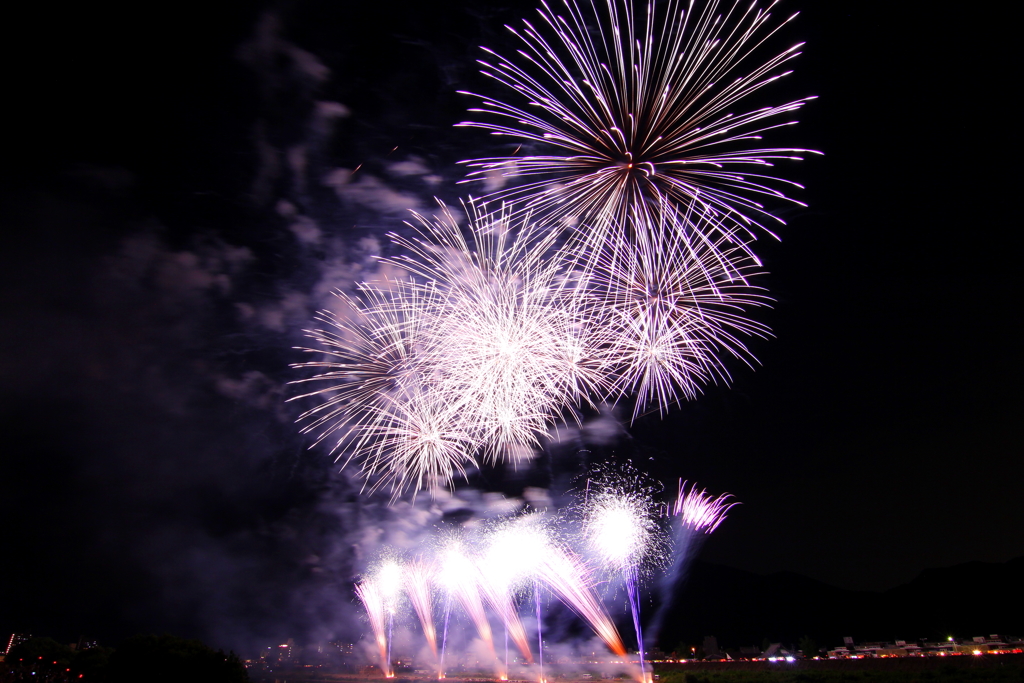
651 557 1024 650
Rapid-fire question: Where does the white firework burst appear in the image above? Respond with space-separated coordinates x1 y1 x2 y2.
579 466 665 579
289 281 478 495
581 205 770 418
289 281 440 442
385 201 610 461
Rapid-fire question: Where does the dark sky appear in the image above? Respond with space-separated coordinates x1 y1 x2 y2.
1 0 1019 655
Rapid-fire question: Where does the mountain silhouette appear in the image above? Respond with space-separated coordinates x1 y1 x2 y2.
652 557 1024 650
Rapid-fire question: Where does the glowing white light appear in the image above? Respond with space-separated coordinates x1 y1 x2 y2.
589 497 644 570
376 560 403 613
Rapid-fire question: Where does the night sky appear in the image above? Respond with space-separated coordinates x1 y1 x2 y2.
1 0 1019 655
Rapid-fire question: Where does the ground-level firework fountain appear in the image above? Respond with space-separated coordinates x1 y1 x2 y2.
353 481 730 683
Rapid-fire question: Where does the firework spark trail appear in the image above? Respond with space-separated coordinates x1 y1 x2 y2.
535 581 545 683
355 579 392 677
405 561 439 662
534 546 627 657
583 483 661 683
459 0 819 262
647 481 738 643
435 541 502 676
626 577 648 683
439 594 453 679
477 574 534 666
378 561 403 677
479 515 555 666
579 206 769 419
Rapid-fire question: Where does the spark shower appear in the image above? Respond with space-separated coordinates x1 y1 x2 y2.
355 479 735 680
286 0 814 675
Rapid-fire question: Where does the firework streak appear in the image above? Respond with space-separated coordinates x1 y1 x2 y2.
647 481 737 642
405 562 439 661
355 579 392 677
534 547 627 657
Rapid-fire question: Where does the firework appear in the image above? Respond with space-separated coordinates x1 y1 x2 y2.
405 561 440 661
355 578 392 677
348 391 480 495
482 514 551 677
290 282 438 443
581 206 769 419
459 0 817 259
648 481 738 643
673 479 738 532
292 199 770 493
580 471 663 682
289 282 480 495
534 545 627 657
434 539 501 675
578 466 665 577
383 202 610 460
584 492 655 577
479 514 555 665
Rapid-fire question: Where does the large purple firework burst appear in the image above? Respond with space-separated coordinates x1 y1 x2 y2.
458 0 818 260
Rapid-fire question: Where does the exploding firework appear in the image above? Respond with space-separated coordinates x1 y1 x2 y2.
459 0 818 258
289 282 480 495
584 491 656 577
579 468 664 682
578 466 665 578
292 0 811 511
292 202 625 495
385 202 610 461
290 283 439 441
673 479 738 533
580 205 769 419
291 202 769 493
647 481 737 643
